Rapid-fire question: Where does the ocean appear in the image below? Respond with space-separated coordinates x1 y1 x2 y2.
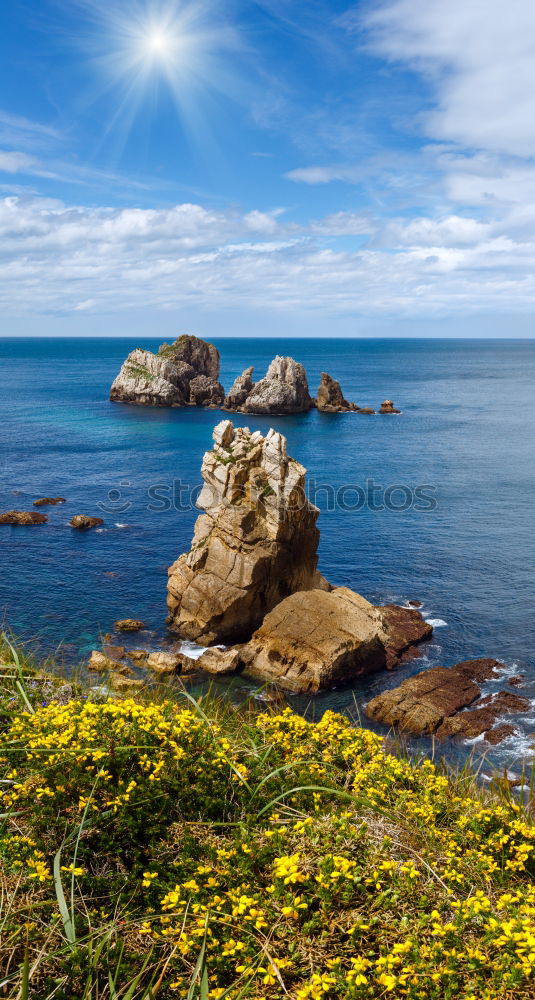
1 336 534 768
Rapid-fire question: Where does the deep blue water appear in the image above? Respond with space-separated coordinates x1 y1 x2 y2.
1 337 534 768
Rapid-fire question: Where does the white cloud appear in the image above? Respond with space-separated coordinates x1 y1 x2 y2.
1 194 535 320
0 151 41 174
285 165 363 185
362 0 535 158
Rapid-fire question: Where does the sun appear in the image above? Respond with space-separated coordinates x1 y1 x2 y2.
145 31 171 54
143 29 174 59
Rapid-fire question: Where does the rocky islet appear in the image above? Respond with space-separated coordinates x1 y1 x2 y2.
109 334 398 415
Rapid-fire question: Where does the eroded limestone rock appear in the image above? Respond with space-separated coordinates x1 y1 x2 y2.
167 420 328 643
110 336 224 408
240 356 313 414
316 373 360 412
224 367 255 410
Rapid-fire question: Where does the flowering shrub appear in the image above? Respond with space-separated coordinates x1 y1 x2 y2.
0 690 533 999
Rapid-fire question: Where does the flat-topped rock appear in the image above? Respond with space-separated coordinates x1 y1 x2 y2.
232 590 432 694
33 497 66 507
0 510 48 525
167 421 328 643
365 657 526 743
114 618 145 632
240 588 388 693
380 605 433 668
70 515 103 530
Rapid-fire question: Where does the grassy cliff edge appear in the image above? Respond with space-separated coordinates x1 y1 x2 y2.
0 635 533 1000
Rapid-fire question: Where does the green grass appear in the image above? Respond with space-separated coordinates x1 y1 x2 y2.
125 364 156 382
0 633 533 1000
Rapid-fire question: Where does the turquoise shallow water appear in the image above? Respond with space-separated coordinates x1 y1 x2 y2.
1 337 534 767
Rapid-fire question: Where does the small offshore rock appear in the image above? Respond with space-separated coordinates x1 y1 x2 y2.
484 723 516 745
70 515 104 530
115 618 145 632
0 510 48 525
316 373 359 413
33 497 66 507
407 600 423 608
379 400 401 414
508 675 524 686
358 407 376 415
380 605 433 669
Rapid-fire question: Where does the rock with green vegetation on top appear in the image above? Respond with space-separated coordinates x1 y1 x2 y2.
110 335 224 407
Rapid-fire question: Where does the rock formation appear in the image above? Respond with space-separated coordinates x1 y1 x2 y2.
192 591 432 693
0 510 47 525
167 421 432 689
110 338 400 418
33 497 65 507
167 420 328 643
110 335 224 408
115 618 145 631
239 589 393 692
224 367 255 410
239 357 313 415
316 373 360 413
365 658 530 744
70 515 103 530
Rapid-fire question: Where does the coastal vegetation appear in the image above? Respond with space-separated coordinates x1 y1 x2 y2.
0 634 533 1000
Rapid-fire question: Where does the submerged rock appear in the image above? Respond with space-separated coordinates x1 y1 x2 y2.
239 356 313 415
33 497 66 507
110 335 224 408
167 420 329 644
0 510 47 525
70 515 103 530
115 618 145 632
316 373 360 412
365 657 527 744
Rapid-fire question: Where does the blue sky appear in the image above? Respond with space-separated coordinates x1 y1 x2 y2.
1 0 535 337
